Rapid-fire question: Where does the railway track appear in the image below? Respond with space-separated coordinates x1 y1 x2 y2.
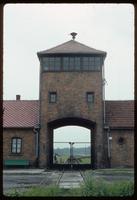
56 169 85 188
56 158 86 188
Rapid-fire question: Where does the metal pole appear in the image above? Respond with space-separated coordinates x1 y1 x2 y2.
33 124 40 167
69 142 75 168
107 127 112 167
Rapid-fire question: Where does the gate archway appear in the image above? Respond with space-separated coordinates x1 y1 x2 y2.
47 117 96 169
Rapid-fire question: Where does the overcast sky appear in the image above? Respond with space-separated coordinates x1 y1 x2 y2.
4 3 134 101
54 126 90 148
3 4 134 145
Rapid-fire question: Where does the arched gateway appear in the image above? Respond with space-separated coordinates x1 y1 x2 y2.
48 117 96 169
37 33 108 169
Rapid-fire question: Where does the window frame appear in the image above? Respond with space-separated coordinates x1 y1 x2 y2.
11 137 22 154
74 56 81 70
41 55 103 72
49 91 57 103
54 57 61 71
63 57 69 71
86 92 94 104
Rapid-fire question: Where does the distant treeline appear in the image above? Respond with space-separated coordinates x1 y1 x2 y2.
54 146 90 156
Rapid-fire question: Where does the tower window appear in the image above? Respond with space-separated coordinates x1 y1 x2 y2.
49 92 57 103
75 57 81 70
83 57 89 70
41 56 102 72
63 57 69 71
54 57 61 71
11 137 22 154
87 92 94 103
42 57 49 71
69 57 75 70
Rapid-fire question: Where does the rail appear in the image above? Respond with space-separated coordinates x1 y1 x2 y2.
56 156 86 187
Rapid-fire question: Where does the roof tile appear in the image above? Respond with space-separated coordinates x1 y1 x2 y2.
37 40 106 55
3 100 39 128
3 100 134 128
105 100 134 128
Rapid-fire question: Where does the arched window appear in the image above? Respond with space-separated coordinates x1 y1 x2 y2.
11 137 22 153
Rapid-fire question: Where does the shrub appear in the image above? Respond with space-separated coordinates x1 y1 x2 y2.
81 176 134 197
81 177 108 196
107 181 134 196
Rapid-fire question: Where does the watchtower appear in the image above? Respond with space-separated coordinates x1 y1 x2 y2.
37 33 107 168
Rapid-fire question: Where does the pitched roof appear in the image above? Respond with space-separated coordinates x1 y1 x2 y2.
3 100 134 129
105 101 134 128
37 40 106 56
3 100 39 128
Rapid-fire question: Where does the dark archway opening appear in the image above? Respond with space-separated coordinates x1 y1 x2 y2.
47 117 96 169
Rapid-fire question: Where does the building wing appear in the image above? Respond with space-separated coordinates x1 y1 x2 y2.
3 100 134 129
3 100 39 128
105 100 134 128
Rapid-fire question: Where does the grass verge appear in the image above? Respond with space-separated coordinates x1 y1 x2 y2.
81 176 134 197
6 177 134 197
85 168 134 176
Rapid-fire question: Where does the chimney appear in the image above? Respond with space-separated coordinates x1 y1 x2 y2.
16 95 21 100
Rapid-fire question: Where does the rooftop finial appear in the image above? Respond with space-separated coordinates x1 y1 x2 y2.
70 32 77 40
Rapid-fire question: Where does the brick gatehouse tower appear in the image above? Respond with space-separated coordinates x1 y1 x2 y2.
37 33 108 169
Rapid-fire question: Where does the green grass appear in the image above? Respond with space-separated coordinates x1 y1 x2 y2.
54 154 91 164
77 156 91 164
6 185 63 197
85 168 134 176
6 178 134 197
6 186 82 197
81 176 134 197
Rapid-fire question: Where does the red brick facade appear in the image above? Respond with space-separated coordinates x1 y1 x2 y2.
110 129 134 167
3 128 37 166
39 71 107 168
3 38 134 169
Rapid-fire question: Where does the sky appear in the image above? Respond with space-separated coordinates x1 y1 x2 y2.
54 126 90 148
3 3 134 101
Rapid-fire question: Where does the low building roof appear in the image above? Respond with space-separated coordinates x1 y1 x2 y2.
3 100 39 128
3 100 134 129
37 40 106 56
105 100 134 128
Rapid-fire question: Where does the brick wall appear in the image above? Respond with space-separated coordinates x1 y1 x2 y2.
3 128 37 166
110 130 134 167
39 71 107 168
